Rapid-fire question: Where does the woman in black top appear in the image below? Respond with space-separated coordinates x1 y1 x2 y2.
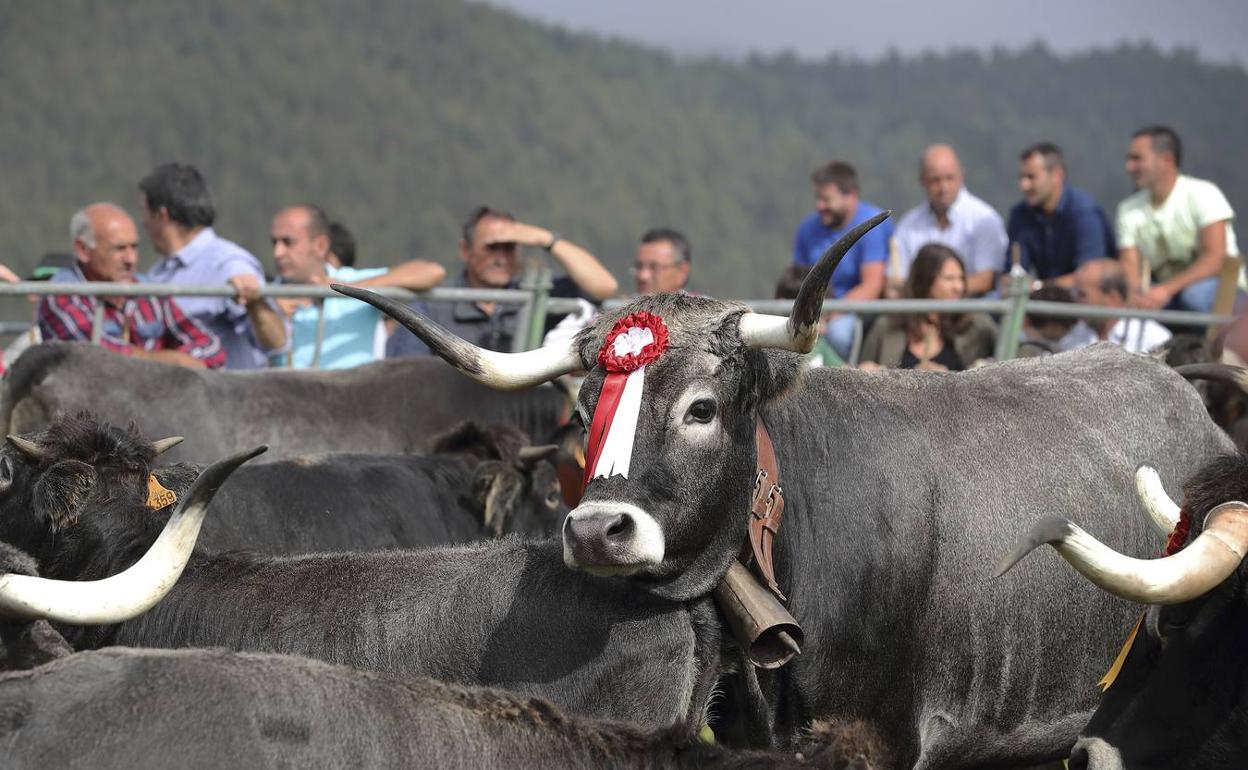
859 244 997 371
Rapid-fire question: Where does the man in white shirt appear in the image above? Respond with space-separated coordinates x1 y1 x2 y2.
1116 125 1241 313
892 144 1008 296
1061 259 1171 354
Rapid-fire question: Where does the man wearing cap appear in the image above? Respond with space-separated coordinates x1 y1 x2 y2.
387 206 617 357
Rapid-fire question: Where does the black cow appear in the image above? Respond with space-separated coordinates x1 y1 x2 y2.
998 453 1248 770
153 422 567 554
334 212 1235 768
0 648 889 769
0 538 886 770
0 342 570 464
0 416 718 730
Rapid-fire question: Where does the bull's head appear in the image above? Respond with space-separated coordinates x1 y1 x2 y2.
0 442 264 627
0 419 182 572
335 212 888 600
996 454 1248 770
430 421 568 538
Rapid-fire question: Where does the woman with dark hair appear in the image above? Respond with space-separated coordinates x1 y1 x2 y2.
858 243 996 371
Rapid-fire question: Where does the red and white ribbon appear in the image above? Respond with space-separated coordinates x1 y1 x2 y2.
583 312 669 488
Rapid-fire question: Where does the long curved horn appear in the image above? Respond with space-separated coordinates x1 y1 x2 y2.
1135 466 1182 535
994 503 1248 605
331 285 582 390
6 435 44 462
151 436 184 456
0 445 267 624
738 210 891 352
1176 363 1248 394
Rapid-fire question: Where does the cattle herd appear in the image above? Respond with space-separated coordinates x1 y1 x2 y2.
0 216 1246 769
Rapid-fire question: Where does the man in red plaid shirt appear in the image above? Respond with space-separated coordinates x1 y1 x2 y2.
37 203 226 369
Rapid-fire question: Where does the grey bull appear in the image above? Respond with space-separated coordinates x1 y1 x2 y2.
0 341 569 463
334 210 1235 769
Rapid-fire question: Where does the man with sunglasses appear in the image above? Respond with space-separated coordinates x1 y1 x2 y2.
387 206 617 357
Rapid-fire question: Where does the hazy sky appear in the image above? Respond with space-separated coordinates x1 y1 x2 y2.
480 0 1247 67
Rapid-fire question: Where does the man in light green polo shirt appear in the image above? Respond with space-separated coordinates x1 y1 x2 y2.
1116 125 1241 313
270 204 446 369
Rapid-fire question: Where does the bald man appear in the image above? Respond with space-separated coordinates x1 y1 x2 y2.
893 144 1008 296
37 203 225 368
270 204 445 369
1061 258 1171 354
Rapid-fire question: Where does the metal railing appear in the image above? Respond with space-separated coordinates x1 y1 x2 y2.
0 264 1234 367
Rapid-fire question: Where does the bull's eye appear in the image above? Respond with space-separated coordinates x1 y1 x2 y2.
545 489 562 509
0 455 11 494
686 399 717 424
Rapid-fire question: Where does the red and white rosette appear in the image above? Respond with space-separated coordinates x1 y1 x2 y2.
583 311 669 488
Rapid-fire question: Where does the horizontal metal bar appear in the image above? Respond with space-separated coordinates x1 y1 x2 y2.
1022 301 1233 327
0 283 1231 329
743 298 1015 315
0 282 534 304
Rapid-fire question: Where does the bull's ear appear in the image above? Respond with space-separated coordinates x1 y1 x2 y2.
470 463 525 537
32 460 97 532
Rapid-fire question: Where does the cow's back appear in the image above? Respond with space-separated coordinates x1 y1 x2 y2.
106 539 715 729
762 344 1232 767
2 343 568 463
192 454 486 553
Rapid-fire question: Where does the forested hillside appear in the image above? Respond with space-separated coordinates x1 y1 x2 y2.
2 0 1245 298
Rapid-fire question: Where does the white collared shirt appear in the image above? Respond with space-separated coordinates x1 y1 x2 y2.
892 187 1009 280
1060 319 1172 355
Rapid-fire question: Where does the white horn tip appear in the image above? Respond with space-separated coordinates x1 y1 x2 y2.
1135 465 1181 535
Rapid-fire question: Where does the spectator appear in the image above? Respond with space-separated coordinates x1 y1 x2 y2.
1007 143 1115 288
327 221 356 269
388 205 617 357
859 244 996 371
1017 284 1077 358
140 163 287 369
633 228 691 295
792 160 893 357
543 227 692 350
1062 259 1171 354
893 144 1008 297
775 264 841 368
37 203 225 369
270 204 446 369
1117 125 1242 312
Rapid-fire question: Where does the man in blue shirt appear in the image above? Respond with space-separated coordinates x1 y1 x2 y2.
1007 143 1115 288
140 163 288 369
270 205 446 369
792 160 893 358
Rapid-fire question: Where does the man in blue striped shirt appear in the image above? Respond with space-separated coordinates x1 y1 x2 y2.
140 164 288 369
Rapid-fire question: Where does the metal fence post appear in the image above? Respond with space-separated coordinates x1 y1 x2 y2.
90 303 105 345
994 264 1030 361
511 261 540 353
526 264 553 351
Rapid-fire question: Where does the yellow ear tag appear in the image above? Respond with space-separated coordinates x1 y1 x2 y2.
1098 613 1144 692
146 475 178 510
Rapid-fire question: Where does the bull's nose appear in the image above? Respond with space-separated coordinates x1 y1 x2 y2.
562 502 665 574
567 511 635 546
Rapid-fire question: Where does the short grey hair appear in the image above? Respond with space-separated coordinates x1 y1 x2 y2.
70 207 96 249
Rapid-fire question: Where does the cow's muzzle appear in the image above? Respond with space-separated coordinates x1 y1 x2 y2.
562 501 664 576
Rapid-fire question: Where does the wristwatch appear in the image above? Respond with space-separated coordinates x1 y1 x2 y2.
545 231 561 251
